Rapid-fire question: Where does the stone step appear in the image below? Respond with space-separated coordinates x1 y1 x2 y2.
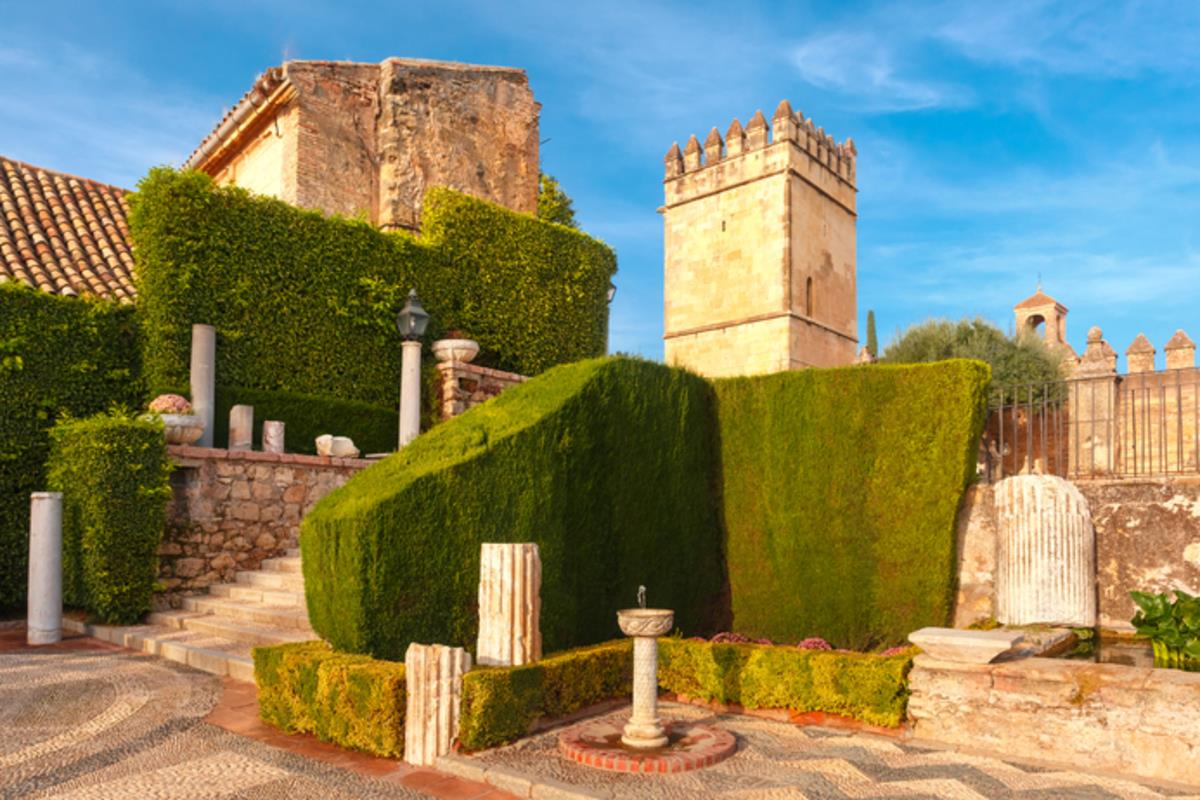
182 595 313 631
286 547 300 557
209 582 305 607
67 618 256 682
261 555 302 574
236 569 305 591
174 612 315 648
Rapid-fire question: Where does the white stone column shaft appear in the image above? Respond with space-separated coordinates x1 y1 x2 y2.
27 492 63 645
190 324 216 448
399 340 422 448
623 636 666 747
262 421 285 453
995 474 1096 626
477 543 542 666
229 405 254 450
404 643 471 766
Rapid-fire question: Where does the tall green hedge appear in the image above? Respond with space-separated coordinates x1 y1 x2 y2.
47 411 172 623
301 357 726 660
0 284 141 609
129 169 616 406
713 361 990 649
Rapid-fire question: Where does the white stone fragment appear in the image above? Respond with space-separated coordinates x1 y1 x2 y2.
404 644 472 767
908 627 1024 663
229 405 254 450
315 434 360 458
262 420 285 454
477 543 542 667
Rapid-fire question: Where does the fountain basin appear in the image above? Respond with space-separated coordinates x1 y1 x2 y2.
617 608 674 637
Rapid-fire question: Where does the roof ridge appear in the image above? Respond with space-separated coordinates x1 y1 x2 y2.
0 154 130 194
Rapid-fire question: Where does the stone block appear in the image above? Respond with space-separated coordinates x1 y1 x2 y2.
229 405 254 450
908 627 1024 663
476 542 542 667
404 643 471 767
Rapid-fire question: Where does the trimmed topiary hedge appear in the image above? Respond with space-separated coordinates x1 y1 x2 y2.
0 284 141 609
713 360 990 649
254 641 406 758
208 386 397 456
459 640 632 751
658 638 914 728
47 410 171 623
129 169 616 406
302 357 726 660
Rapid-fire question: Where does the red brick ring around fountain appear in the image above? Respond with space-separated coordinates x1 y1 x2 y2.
558 718 737 773
558 597 737 774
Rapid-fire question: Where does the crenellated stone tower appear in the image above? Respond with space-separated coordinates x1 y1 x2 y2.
661 101 858 377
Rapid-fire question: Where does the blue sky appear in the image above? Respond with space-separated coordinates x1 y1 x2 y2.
4 1 1199 365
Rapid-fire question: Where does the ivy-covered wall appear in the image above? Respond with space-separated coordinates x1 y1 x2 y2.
0 284 142 609
713 361 990 649
301 358 727 660
129 169 616 406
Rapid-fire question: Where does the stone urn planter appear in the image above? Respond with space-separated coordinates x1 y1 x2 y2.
432 338 480 364
157 413 205 445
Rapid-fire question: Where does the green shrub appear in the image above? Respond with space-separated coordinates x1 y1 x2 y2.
658 638 914 728
0 284 141 609
302 357 726 660
208 386 397 455
254 641 406 758
47 411 171 623
129 169 616 406
713 360 989 649
459 640 632 751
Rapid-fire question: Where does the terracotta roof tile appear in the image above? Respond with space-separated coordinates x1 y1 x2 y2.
1013 289 1065 311
0 155 135 301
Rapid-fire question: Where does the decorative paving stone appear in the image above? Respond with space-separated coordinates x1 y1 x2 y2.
558 718 736 774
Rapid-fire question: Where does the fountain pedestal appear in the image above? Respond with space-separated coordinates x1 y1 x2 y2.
617 608 673 749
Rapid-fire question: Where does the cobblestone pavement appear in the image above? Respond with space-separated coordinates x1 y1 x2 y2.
471 702 1200 800
1 648 431 799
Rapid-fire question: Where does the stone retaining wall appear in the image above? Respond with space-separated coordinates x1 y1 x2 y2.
157 445 372 607
437 361 526 419
908 654 1200 786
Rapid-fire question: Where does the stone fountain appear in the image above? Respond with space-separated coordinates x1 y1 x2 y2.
557 587 737 773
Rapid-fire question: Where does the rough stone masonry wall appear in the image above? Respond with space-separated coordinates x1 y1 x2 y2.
437 360 527 419
156 445 371 608
908 654 1200 786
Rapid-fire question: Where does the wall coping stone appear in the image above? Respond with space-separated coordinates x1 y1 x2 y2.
909 627 1024 663
167 444 375 470
435 360 528 383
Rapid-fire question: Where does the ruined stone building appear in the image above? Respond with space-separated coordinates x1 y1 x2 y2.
661 101 858 378
184 58 541 231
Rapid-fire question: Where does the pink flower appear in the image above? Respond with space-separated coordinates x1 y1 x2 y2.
879 646 908 657
148 394 193 415
796 637 833 651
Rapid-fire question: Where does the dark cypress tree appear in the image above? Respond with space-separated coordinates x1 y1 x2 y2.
866 309 878 358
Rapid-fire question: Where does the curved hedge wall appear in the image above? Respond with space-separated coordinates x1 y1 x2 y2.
301 357 726 660
713 360 990 649
0 284 141 609
129 169 616 405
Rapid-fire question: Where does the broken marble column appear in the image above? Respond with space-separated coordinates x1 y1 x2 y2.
476 543 542 667
994 474 1096 627
189 324 216 448
404 644 472 766
27 492 63 645
229 405 254 450
262 420 285 454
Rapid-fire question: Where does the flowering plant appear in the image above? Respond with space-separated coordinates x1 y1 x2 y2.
147 394 193 415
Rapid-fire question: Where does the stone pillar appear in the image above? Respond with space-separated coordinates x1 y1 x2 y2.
404 644 471 766
1165 330 1196 370
994 475 1096 627
229 405 254 450
262 420 285 454
476 543 542 667
1068 326 1119 476
1126 334 1156 373
399 340 422 448
27 492 62 645
190 324 216 448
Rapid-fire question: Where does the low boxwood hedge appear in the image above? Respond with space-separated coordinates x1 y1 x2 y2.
458 640 632 751
657 638 914 728
47 410 171 623
253 641 407 758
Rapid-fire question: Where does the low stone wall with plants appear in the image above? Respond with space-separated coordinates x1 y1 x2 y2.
159 445 370 606
908 653 1200 786
254 641 406 758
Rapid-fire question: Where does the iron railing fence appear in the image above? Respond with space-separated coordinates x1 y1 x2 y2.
980 369 1200 482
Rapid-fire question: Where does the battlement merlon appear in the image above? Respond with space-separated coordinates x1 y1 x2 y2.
662 100 857 212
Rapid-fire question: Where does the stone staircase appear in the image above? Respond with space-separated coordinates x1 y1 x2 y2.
67 549 317 682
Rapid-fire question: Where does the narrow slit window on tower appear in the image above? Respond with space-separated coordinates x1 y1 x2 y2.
805 277 814 317
721 219 726 232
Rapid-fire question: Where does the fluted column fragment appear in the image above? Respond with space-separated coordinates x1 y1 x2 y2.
404 644 472 766
476 543 542 666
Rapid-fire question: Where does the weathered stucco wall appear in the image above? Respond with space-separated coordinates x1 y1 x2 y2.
158 445 370 608
1077 477 1200 630
953 484 996 628
909 654 1200 786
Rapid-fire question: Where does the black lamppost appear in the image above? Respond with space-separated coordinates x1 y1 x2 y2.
397 289 430 448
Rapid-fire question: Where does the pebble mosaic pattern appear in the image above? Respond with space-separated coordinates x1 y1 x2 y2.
1 649 429 799
472 702 1200 799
